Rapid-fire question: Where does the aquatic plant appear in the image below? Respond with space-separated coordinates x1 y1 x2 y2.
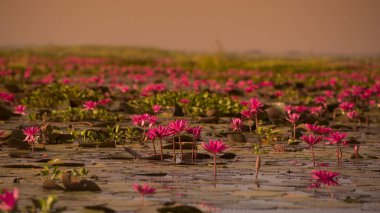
256 125 279 144
22 84 104 109
25 195 66 213
106 124 125 146
40 165 62 181
202 139 228 177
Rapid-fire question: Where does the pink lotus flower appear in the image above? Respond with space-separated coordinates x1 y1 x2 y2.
240 109 256 132
131 114 150 127
98 98 112 106
324 90 334 98
301 134 322 147
273 91 284 97
179 98 189 104
241 109 252 119
301 134 322 166
187 126 202 140
132 183 156 201
326 132 347 145
23 126 40 145
14 105 26 115
168 120 188 134
0 92 14 103
202 139 228 177
40 73 55 84
305 123 319 133
246 98 264 131
311 170 339 186
347 111 358 120
249 98 263 113
314 96 326 106
187 126 202 162
310 106 323 116
151 126 170 139
294 105 308 113
83 100 98 110
148 115 158 128
316 126 332 135
240 101 249 107
287 113 300 138
23 126 40 155
286 113 300 124
0 188 19 212
327 131 348 165
152 105 161 113
149 126 170 161
231 118 243 132
61 77 71 84
285 105 293 114
118 85 130 93
146 128 156 141
24 67 32 79
168 120 189 160
339 102 355 112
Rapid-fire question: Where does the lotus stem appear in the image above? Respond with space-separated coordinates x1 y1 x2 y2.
336 145 342 166
172 137 176 162
152 138 157 156
214 153 217 177
192 136 195 163
322 135 325 149
354 145 359 159
159 138 163 162
255 114 258 132
178 134 183 160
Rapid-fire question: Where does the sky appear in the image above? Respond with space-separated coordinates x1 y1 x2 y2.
0 0 379 55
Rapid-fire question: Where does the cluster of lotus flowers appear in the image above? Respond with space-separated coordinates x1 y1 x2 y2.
128 113 230 180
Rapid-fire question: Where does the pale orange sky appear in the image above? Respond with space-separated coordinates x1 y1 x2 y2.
0 0 379 55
